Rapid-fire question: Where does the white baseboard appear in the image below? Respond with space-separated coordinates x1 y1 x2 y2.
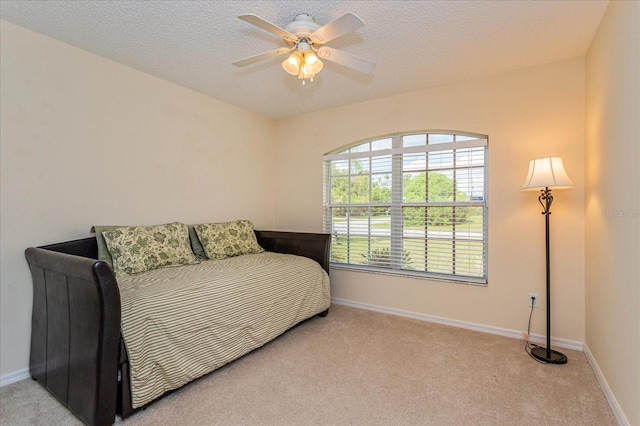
331 297 584 351
584 343 630 426
0 368 30 387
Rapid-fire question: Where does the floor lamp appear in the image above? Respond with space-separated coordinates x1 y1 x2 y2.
521 157 573 364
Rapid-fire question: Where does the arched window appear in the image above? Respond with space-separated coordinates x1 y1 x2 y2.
323 131 487 284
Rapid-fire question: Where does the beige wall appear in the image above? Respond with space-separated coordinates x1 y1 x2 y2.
275 58 586 343
585 1 640 424
0 21 277 376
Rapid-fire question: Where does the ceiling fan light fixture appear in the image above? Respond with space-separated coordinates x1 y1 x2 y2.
282 51 302 75
297 52 323 84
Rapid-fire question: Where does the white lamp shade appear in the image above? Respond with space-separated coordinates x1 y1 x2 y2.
304 52 323 75
521 157 574 191
282 52 302 76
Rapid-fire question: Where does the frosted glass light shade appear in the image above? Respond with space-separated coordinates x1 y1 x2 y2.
521 157 574 191
304 52 323 75
282 52 302 76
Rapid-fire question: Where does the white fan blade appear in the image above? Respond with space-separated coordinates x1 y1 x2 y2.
238 14 298 43
310 13 364 44
317 46 376 74
232 48 292 67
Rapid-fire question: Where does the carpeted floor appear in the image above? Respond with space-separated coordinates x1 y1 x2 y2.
0 304 616 425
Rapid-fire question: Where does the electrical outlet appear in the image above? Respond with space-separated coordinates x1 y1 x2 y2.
528 293 539 308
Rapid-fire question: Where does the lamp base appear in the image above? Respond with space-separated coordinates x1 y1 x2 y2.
531 346 568 364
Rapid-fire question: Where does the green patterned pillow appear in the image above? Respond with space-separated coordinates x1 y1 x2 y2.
91 225 123 268
194 220 264 260
102 222 199 275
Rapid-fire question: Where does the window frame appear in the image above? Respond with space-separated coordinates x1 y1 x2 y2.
323 131 488 285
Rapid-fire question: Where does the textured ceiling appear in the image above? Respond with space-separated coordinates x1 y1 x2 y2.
0 1 608 120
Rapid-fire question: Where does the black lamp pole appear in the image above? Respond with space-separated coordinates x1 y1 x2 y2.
531 187 568 364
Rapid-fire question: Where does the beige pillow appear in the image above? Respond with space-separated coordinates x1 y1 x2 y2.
102 222 199 275
194 220 264 260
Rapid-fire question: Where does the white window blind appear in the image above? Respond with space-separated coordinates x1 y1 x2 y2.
323 132 488 284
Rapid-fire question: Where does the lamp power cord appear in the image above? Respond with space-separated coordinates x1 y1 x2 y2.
524 298 553 364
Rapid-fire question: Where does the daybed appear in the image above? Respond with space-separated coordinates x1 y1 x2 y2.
24 224 331 426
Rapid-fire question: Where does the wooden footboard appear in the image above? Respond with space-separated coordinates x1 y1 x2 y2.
24 230 330 426
255 230 331 273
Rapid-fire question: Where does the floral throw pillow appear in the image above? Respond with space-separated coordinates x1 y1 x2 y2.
194 220 264 260
102 222 199 275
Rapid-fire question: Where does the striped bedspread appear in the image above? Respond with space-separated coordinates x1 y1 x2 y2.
117 252 330 409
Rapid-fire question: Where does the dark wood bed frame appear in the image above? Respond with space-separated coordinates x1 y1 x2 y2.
24 230 330 426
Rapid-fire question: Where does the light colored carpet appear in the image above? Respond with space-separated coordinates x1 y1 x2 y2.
0 304 616 426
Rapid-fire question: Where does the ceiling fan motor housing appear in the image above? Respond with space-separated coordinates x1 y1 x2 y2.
285 14 321 38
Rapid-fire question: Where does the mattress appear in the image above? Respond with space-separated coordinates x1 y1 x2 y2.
117 252 330 408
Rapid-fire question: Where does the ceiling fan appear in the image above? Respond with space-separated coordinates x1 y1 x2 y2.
232 12 376 84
